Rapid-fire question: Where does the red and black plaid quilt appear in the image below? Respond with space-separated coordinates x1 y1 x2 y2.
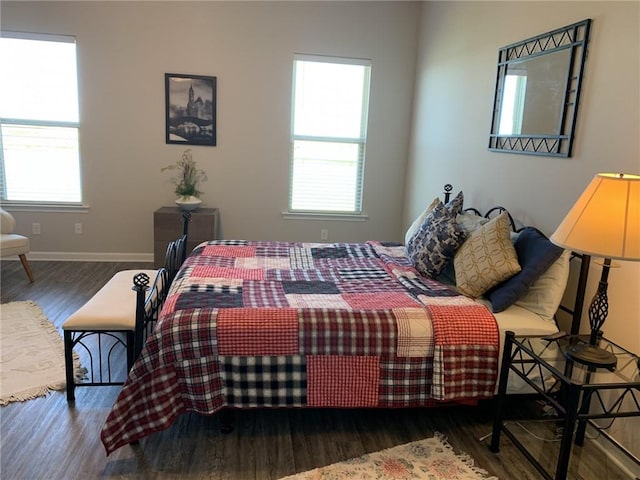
101 240 498 454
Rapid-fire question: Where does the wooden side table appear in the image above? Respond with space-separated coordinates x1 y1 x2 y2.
153 207 219 267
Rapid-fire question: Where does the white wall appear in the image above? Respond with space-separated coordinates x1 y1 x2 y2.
2 1 420 255
405 0 639 457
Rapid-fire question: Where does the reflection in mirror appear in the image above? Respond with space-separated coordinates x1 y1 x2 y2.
489 19 591 157
499 49 570 136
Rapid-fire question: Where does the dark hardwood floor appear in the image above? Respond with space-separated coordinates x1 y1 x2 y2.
0 260 633 479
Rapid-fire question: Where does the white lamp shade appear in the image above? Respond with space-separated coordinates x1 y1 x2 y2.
550 173 640 261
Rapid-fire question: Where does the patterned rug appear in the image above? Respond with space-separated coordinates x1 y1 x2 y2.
0 301 81 405
279 433 498 480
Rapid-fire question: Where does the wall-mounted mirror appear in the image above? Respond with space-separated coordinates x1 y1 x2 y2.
489 19 591 157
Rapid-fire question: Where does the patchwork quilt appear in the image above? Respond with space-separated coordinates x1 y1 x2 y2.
101 241 499 454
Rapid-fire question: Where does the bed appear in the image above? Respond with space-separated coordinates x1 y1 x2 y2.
100 187 586 455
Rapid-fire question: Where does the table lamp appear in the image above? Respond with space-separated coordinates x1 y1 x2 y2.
550 173 640 368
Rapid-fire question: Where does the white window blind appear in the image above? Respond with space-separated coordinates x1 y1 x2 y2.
0 32 82 203
289 55 371 214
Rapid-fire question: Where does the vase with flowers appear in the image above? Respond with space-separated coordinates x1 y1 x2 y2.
162 149 207 211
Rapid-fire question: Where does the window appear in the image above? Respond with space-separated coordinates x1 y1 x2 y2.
0 32 81 203
289 55 371 214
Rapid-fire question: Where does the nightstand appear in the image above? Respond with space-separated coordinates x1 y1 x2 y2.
490 332 640 480
153 207 219 267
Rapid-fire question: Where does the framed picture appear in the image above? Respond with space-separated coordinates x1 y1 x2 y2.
165 73 216 146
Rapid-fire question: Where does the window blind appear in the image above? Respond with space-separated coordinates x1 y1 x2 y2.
289 54 371 214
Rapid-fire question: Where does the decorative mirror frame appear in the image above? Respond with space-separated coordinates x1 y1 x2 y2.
488 19 591 157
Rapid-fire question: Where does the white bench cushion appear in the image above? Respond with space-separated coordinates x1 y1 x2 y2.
63 269 159 331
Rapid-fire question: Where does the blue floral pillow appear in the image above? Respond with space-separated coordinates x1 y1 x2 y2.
406 201 466 278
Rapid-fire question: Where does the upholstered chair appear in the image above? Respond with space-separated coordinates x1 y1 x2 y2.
0 208 35 282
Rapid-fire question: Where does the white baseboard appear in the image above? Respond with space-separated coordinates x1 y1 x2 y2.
8 251 154 263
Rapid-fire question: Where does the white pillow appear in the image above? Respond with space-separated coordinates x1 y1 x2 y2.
515 249 571 322
456 212 489 235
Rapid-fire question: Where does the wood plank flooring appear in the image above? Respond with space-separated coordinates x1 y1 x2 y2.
0 260 634 479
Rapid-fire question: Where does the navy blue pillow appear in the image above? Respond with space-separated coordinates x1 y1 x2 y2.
487 227 564 313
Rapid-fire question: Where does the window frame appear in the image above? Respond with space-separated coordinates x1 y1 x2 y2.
0 31 84 208
288 54 371 216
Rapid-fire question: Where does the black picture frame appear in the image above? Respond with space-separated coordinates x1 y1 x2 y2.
165 73 216 146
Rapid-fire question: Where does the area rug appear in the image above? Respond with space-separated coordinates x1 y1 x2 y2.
279 433 498 480
0 301 82 405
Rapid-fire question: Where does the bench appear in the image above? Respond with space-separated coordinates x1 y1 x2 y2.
63 213 191 402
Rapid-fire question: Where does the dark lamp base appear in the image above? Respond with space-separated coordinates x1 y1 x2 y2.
564 343 617 369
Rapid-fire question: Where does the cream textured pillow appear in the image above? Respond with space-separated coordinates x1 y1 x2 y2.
454 211 521 297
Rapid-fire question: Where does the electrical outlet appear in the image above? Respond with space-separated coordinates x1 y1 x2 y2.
320 229 329 241
74 223 83 234
32 223 41 235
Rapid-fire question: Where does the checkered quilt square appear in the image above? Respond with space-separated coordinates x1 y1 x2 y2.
336 278 407 294
394 308 434 357
337 267 390 281
428 304 499 400
417 295 477 307
235 257 291 270
379 357 433 407
176 290 244 310
101 364 184 454
217 308 298 355
282 280 340 294
310 246 353 259
314 258 382 270
202 245 256 258
431 345 498 400
427 304 498 345
160 293 179 316
299 309 396 356
205 240 248 246
342 292 421 309
242 281 289 308
181 278 243 292
267 269 341 283
191 266 265 280
289 247 315 270
178 357 225 411
307 355 379 407
160 308 219 361
221 356 306 407
398 275 460 298
255 243 293 257
286 294 352 309
184 256 236 268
